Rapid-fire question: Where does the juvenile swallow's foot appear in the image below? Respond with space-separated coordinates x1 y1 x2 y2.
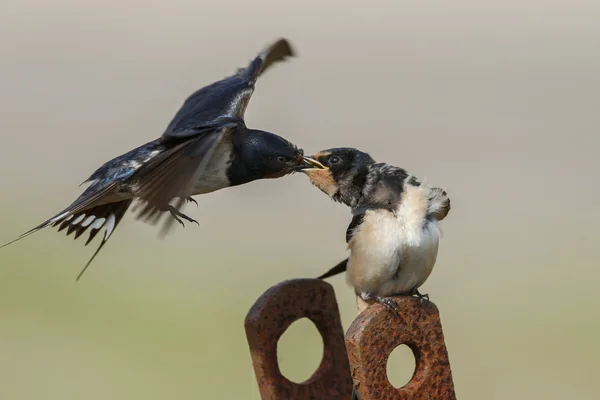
387 204 397 217
360 292 399 313
185 197 198 206
412 288 430 303
377 296 399 313
167 206 199 227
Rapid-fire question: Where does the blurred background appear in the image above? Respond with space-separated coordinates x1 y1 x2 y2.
1 0 598 399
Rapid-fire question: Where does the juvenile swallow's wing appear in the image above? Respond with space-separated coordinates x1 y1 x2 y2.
316 213 365 280
161 38 295 140
132 124 235 235
346 213 365 244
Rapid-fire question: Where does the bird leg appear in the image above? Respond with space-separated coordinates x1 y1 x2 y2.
412 287 430 302
359 291 398 313
185 197 198 206
386 202 397 217
167 205 199 227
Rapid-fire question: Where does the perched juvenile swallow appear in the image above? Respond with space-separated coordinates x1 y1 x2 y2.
0 38 320 280
302 147 451 312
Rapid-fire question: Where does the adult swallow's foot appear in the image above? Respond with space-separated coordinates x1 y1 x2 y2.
167 206 199 227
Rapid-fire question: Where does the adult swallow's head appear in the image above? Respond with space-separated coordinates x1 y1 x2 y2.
228 129 326 185
302 147 376 206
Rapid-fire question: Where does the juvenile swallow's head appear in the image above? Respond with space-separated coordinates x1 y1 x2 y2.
302 147 376 206
229 129 324 185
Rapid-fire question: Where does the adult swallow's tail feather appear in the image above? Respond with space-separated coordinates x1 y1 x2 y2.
69 199 133 281
0 182 133 280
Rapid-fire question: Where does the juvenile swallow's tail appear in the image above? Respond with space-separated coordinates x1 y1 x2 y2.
0 183 133 280
426 188 450 222
316 258 348 280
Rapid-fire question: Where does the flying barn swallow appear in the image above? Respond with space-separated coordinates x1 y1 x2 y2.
302 147 451 312
0 38 322 280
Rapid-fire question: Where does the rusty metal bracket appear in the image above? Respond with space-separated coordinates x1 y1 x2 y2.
245 279 456 399
245 278 353 399
346 296 456 400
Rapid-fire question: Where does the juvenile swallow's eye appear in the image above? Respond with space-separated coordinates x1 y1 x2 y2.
328 156 340 165
277 156 288 163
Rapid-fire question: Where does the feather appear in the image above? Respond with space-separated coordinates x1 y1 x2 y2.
317 258 348 280
132 124 233 235
0 182 119 250
75 200 132 281
0 181 133 280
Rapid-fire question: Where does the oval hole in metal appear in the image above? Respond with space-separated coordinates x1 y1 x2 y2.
277 317 325 383
387 344 416 389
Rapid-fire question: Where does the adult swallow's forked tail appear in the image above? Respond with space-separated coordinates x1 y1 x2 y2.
0 38 295 280
0 181 133 281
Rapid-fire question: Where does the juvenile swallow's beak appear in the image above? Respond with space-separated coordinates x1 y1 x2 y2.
298 156 327 171
300 155 337 197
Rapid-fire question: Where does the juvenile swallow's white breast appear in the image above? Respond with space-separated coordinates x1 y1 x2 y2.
347 184 441 296
191 140 234 195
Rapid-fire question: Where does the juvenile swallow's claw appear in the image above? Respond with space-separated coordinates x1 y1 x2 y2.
360 292 399 314
378 297 399 313
185 197 198 206
412 288 430 303
387 206 397 217
167 206 199 227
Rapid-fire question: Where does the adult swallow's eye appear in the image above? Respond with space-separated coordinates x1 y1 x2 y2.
277 156 287 163
329 156 340 165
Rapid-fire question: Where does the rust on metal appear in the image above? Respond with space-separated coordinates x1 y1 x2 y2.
245 278 353 400
345 296 456 400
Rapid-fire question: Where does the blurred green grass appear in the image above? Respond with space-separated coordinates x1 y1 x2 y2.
1 218 598 399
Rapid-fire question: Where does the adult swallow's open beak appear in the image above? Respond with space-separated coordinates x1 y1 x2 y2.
298 156 327 171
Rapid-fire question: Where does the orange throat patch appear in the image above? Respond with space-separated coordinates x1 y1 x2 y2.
304 169 338 198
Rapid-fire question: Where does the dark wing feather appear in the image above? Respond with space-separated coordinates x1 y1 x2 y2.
346 213 365 243
243 38 295 85
132 124 234 235
316 212 365 280
162 38 295 140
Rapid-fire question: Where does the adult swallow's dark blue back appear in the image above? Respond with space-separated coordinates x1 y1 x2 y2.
0 38 318 280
